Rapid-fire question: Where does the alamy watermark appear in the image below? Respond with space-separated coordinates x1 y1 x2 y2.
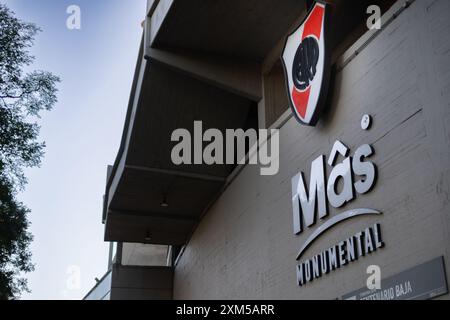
171 121 280 176
367 5 381 30
66 265 81 290
66 5 81 30
367 265 381 290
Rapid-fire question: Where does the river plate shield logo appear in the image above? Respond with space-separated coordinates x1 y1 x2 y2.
281 1 331 126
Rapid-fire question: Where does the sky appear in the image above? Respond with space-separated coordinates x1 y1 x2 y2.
2 0 146 299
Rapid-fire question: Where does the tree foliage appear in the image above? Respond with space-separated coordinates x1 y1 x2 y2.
0 3 59 299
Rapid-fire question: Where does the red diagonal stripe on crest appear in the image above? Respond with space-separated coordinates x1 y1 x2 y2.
291 4 325 120
302 4 324 41
292 87 311 118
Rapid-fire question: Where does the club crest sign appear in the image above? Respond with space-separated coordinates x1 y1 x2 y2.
281 1 331 126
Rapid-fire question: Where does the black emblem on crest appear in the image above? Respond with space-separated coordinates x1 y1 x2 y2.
292 37 320 91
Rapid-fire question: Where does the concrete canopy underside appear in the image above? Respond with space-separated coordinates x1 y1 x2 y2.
151 0 307 61
104 56 257 244
104 0 309 245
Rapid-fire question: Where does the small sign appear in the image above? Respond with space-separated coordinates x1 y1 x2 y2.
341 256 448 300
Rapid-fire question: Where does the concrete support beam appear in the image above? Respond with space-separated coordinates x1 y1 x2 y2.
146 0 160 17
109 210 199 222
261 64 289 128
125 165 226 183
149 0 174 46
145 48 262 101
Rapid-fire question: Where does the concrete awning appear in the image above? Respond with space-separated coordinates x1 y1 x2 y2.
103 40 258 244
103 0 311 245
148 0 307 61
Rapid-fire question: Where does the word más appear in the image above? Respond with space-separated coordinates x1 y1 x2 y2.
292 141 377 236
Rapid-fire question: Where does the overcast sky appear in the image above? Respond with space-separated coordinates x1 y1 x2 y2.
2 0 146 299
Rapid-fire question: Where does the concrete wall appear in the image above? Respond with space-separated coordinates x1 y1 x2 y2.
173 0 450 299
110 265 173 300
121 243 168 266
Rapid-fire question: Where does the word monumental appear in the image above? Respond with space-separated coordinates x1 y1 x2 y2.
297 223 384 286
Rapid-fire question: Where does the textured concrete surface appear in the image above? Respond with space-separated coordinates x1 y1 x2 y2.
173 0 450 299
111 265 173 300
